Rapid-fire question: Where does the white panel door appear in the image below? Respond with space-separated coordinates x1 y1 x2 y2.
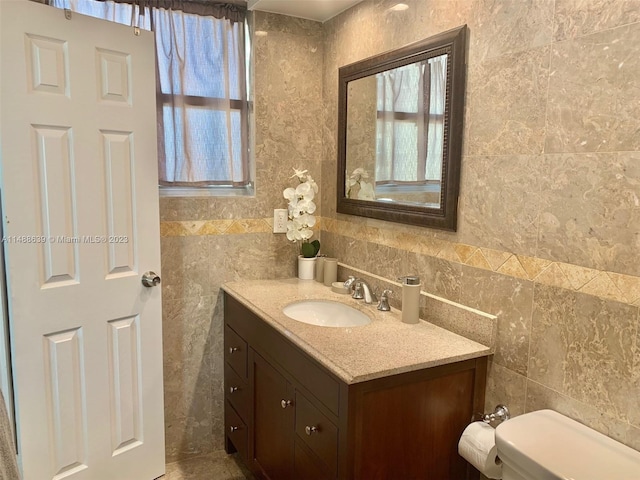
0 1 165 479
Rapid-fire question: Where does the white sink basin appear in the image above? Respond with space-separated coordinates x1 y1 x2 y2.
282 300 371 328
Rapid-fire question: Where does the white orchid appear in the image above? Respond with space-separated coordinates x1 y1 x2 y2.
350 167 369 181
357 180 375 200
283 167 320 258
346 167 375 200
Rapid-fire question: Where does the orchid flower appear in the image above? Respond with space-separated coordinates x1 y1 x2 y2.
283 167 321 257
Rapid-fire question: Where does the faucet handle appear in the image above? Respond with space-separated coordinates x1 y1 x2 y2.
377 289 392 311
344 276 357 290
352 281 364 299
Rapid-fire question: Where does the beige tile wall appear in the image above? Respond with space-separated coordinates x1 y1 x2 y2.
159 12 324 461
160 0 640 462
321 0 640 451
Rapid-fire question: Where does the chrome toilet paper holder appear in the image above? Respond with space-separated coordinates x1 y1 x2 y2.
481 404 510 425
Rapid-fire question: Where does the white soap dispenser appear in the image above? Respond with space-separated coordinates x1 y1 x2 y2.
398 275 421 324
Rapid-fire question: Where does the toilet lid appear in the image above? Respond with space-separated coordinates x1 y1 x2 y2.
495 410 640 480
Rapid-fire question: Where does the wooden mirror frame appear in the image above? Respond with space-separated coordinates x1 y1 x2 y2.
336 25 467 231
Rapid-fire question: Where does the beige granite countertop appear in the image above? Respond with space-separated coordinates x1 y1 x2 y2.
222 278 493 384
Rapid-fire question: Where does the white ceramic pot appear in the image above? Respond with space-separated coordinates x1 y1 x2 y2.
297 255 316 280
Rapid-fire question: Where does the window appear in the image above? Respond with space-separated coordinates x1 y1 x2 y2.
375 54 447 185
51 0 251 195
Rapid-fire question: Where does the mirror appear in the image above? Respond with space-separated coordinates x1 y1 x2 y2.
337 25 467 231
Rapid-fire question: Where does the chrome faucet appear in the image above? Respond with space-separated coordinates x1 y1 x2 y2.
351 279 377 304
377 289 392 311
343 276 357 291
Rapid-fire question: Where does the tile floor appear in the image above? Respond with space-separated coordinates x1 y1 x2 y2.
161 451 253 480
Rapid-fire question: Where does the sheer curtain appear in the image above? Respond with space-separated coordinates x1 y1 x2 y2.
375 54 447 184
51 0 249 187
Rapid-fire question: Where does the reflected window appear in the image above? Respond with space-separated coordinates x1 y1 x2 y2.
375 55 447 185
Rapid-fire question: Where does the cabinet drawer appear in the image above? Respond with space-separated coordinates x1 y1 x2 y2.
225 363 249 421
224 325 247 379
225 401 248 460
295 391 338 475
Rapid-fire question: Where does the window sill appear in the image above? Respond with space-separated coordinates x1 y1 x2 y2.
159 185 255 198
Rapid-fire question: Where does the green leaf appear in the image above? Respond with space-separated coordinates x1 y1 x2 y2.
301 242 315 258
301 240 320 258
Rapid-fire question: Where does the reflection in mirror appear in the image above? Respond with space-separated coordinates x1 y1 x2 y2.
345 54 447 208
337 25 467 231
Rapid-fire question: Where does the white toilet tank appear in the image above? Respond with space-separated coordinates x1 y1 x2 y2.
495 410 640 480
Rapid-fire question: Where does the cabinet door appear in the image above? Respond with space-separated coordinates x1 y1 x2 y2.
353 368 476 479
294 442 333 480
251 350 294 480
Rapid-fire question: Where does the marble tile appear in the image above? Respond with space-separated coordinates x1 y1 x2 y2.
553 0 640 41
254 10 322 37
408 0 475 37
466 46 550 156
207 197 269 221
468 0 554 63
529 284 637 423
222 233 297 281
630 314 640 429
545 23 640 153
579 271 628 303
162 295 217 462
407 252 462 302
361 241 410 281
330 234 371 270
626 424 640 452
537 152 640 277
460 266 534 376
161 236 213 300
485 360 527 418
163 451 253 480
459 155 542 257
160 197 210 222
253 10 324 223
254 24 323 151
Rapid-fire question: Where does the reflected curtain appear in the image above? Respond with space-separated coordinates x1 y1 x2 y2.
50 0 249 186
376 55 447 184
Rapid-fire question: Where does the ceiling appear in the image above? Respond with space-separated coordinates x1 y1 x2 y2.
247 0 364 22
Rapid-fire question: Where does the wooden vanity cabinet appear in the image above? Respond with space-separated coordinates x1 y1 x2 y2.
223 293 487 480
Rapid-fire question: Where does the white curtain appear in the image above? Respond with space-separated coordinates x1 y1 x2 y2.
375 54 447 184
51 0 249 187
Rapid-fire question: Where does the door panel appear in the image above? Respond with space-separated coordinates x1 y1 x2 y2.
107 315 143 455
0 2 164 479
43 328 88 478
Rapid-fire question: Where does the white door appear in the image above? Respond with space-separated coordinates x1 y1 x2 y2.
0 1 165 479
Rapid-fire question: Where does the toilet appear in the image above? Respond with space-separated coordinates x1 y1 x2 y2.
495 409 640 480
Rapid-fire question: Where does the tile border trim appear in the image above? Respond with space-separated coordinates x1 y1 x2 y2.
160 217 640 307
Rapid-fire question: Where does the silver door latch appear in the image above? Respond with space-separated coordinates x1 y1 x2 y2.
141 271 161 287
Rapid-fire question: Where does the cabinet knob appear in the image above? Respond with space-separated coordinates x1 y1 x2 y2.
229 386 239 394
229 426 239 433
305 425 318 436
228 346 239 354
280 399 292 409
